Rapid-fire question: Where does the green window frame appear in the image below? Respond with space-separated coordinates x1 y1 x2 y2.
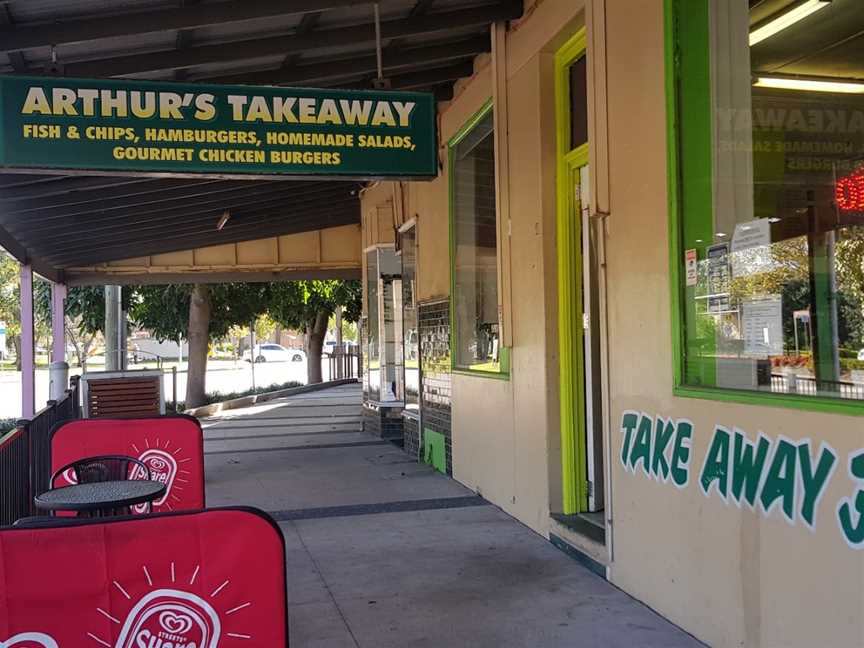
665 0 864 416
448 99 510 378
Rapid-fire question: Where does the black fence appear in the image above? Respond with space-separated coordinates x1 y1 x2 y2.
770 374 864 400
326 348 361 381
0 377 81 526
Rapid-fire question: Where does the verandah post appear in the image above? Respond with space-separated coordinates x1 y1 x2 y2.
20 264 35 419
50 282 69 400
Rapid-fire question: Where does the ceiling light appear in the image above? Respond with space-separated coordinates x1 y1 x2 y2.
749 0 831 47
216 210 231 231
754 76 864 94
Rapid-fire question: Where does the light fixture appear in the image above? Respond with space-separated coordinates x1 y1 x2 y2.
716 232 728 238
753 75 864 94
216 210 231 231
749 0 831 47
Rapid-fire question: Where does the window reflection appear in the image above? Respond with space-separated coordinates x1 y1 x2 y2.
683 0 864 401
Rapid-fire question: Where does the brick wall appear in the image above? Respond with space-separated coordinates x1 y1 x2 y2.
402 415 421 459
362 402 403 443
418 299 453 475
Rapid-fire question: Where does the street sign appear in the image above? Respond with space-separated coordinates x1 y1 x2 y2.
0 76 438 180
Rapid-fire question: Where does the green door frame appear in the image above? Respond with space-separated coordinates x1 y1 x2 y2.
556 29 590 515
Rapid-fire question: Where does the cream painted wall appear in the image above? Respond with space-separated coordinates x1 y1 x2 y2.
360 1 864 646
359 0 584 532
603 2 864 648
66 224 361 284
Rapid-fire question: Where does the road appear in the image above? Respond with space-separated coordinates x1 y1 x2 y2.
0 358 354 419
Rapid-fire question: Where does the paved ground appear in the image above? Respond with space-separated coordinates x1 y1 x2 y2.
203 383 703 648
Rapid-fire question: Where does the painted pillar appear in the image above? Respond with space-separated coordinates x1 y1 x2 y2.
104 285 122 372
51 283 66 363
20 264 35 419
808 228 840 388
50 283 69 400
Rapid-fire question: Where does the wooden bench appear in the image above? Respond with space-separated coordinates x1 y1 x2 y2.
80 371 164 417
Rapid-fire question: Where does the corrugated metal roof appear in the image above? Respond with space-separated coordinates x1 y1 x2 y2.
7 0 179 24
0 0 521 274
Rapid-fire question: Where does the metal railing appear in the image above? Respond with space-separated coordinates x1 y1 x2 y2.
326 348 361 381
770 373 864 400
0 378 81 526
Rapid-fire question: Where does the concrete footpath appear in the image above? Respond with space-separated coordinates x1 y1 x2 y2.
203 383 703 648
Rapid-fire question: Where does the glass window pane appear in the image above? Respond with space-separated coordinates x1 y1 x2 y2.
452 110 502 372
364 249 380 402
569 55 588 150
679 0 864 402
401 226 420 411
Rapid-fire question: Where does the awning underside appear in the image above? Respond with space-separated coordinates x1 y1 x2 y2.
0 0 522 281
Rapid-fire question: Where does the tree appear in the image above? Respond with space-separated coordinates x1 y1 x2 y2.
0 252 20 368
33 282 110 371
268 280 361 384
129 283 270 407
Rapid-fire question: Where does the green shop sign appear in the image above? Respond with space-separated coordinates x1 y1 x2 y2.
0 76 438 179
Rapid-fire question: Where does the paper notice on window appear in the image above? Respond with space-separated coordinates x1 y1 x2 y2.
707 243 731 313
743 296 783 356
732 219 773 277
685 249 698 287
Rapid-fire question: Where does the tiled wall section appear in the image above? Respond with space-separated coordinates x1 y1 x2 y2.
403 415 421 460
362 403 404 442
418 299 452 475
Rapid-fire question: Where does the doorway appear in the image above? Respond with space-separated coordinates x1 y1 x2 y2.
556 29 605 527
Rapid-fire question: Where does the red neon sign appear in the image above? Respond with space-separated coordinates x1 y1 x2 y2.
836 165 864 213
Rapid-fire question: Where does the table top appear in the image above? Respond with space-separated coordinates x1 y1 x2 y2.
34 480 166 512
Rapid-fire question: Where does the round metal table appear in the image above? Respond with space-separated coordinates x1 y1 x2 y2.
34 480 166 517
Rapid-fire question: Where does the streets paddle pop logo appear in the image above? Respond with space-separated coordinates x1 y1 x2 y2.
0 634 59 648
115 590 220 648
85 561 254 647
130 450 178 514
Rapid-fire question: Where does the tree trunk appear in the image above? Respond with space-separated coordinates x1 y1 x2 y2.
305 310 328 384
12 335 21 371
185 284 211 408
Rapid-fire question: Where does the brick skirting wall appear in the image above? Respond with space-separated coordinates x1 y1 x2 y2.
402 414 421 460
418 299 453 475
362 402 404 443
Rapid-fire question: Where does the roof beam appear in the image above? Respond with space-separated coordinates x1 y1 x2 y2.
0 224 62 281
23 183 353 240
54 3 518 78
0 6 26 72
46 205 360 266
0 178 224 214
34 192 359 255
0 0 397 54
334 61 475 92
206 35 490 86
0 175 159 202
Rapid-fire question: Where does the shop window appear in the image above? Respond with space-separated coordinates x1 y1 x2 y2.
400 225 420 412
672 0 864 406
365 249 381 402
450 104 505 374
570 55 589 151
365 246 402 402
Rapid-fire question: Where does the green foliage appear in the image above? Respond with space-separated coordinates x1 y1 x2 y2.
0 419 16 434
0 253 20 339
268 280 361 331
130 283 271 341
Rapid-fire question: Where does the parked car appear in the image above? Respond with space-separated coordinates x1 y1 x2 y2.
243 344 305 363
